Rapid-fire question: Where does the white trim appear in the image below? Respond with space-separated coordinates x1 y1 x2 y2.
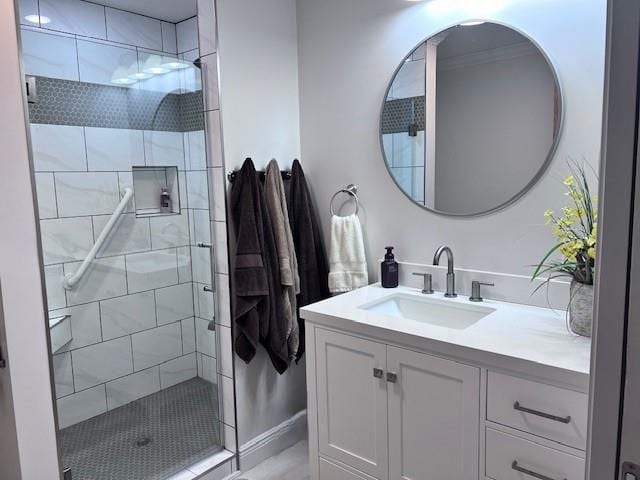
1 0 61 475
587 0 640 477
438 41 539 72
238 410 308 472
166 449 236 480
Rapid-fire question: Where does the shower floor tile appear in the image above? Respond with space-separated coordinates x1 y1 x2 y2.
59 378 222 480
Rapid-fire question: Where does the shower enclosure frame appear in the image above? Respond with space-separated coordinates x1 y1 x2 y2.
8 0 239 477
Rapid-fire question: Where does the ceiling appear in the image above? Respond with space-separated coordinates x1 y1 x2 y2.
97 0 197 23
439 23 529 59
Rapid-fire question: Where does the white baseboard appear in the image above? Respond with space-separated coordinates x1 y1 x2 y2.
238 410 307 472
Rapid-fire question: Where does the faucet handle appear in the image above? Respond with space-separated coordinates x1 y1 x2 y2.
412 272 434 294
469 280 494 302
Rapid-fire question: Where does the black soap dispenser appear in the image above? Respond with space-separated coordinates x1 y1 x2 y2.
381 246 399 288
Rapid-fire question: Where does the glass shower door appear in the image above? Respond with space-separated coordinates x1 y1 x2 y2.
18 0 222 478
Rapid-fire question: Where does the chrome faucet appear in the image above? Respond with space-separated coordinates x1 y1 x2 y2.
433 246 457 297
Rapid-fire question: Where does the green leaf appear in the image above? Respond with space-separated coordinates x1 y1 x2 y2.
532 242 565 280
532 273 570 295
533 264 574 280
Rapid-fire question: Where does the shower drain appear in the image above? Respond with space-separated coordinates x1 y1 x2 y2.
135 436 152 447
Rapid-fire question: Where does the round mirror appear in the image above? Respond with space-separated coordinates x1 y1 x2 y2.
380 22 562 216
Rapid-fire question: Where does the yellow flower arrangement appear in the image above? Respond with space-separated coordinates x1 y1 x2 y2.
533 163 597 286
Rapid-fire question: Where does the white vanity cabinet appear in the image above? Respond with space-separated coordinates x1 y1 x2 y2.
312 328 480 480
305 325 588 480
301 285 591 480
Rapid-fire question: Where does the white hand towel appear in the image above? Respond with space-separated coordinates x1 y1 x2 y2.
328 214 368 293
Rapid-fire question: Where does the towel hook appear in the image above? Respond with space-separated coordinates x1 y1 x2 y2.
330 184 359 216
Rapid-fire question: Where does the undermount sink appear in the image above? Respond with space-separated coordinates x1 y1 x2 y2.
360 293 495 330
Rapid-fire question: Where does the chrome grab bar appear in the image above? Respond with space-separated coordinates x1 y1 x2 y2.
511 461 566 480
63 188 133 289
513 401 571 424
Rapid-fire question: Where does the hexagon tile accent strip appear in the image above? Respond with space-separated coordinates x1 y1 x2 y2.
59 378 222 480
381 95 426 135
28 76 205 132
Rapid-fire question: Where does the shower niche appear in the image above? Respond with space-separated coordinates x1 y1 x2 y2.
132 166 181 217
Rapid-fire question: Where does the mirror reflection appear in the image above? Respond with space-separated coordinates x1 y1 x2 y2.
381 22 561 216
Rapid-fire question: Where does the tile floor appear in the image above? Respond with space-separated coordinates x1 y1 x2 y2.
238 441 310 480
59 378 222 480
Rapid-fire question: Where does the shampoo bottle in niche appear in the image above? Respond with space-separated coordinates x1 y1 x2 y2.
381 246 399 288
160 187 171 213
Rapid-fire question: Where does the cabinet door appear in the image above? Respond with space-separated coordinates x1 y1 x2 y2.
387 346 480 480
319 458 377 480
316 329 388 479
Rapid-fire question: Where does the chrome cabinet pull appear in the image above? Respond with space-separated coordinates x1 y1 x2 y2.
373 368 384 379
386 372 398 383
513 401 571 424
511 461 566 480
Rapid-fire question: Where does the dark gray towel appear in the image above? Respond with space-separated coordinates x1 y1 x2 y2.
230 158 289 373
287 159 330 362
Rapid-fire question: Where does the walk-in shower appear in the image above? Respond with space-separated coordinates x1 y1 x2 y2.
18 0 224 478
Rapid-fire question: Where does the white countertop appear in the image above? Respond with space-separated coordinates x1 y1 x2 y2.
301 284 591 389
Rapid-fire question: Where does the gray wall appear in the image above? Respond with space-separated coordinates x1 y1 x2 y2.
297 0 605 278
435 50 556 214
215 0 606 452
217 0 307 447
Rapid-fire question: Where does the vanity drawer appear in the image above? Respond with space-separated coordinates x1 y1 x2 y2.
486 428 585 480
487 372 588 449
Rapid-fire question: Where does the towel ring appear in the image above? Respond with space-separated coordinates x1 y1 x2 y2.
330 184 359 216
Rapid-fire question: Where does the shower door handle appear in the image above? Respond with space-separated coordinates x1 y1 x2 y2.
25 76 37 104
0 345 6 369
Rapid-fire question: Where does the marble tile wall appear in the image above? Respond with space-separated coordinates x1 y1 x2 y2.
33 123 221 429
18 0 177 52
382 131 426 203
18 1 199 97
19 0 207 136
22 1 237 471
